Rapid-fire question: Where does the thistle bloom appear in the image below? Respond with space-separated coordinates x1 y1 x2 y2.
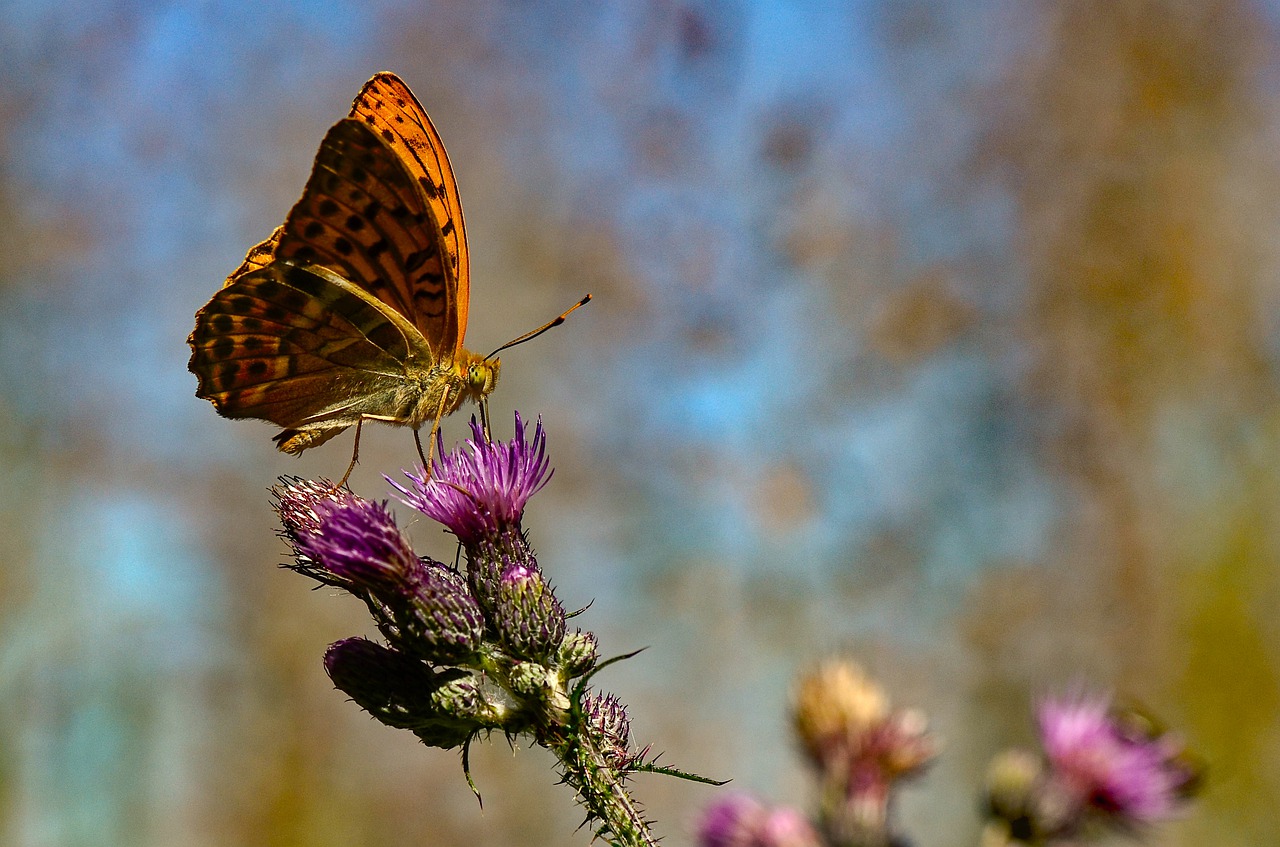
299 498 418 589
272 477 363 584
792 659 890 766
1037 692 1197 827
270 416 670 846
392 413 552 544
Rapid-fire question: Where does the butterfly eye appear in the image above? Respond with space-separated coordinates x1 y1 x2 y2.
468 363 492 393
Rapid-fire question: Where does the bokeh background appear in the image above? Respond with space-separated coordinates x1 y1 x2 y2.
2 1 1278 844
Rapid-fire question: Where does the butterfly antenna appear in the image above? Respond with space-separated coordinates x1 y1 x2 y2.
484 294 592 361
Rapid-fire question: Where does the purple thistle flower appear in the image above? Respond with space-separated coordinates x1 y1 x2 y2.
297 497 418 591
272 476 351 536
757 807 823 847
698 793 764 847
392 413 552 544
1038 692 1196 827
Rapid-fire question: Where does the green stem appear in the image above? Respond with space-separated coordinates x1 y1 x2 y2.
546 726 657 847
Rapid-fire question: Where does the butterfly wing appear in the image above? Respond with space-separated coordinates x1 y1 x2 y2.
224 226 283 287
263 117 460 360
189 261 434 451
350 72 469 357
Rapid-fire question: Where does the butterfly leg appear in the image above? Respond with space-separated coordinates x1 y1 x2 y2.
415 385 452 477
337 418 364 489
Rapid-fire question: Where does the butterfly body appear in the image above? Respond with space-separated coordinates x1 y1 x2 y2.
189 73 496 456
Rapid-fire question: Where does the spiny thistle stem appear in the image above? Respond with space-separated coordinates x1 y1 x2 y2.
547 724 659 847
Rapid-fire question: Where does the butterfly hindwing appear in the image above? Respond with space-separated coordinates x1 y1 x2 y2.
272 118 456 357
350 72 469 356
190 262 426 434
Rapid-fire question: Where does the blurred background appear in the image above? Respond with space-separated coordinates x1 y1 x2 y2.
1 0 1278 844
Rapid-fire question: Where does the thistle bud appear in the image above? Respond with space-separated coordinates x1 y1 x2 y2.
323 637 436 729
508 661 553 697
582 691 634 768
383 560 484 663
430 673 501 725
557 629 599 677
492 563 567 661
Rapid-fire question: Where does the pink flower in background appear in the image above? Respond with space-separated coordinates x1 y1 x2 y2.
1038 692 1197 827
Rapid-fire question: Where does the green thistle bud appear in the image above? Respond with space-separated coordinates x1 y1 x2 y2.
557 629 599 677
431 674 503 725
508 661 554 697
492 563 567 661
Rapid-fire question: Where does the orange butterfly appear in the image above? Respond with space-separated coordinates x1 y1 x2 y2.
188 73 585 477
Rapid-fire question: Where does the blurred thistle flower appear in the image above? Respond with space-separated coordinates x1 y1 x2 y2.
791 659 937 781
792 659 890 766
392 412 551 544
697 794 822 847
791 658 936 847
1036 692 1200 830
982 749 1046 845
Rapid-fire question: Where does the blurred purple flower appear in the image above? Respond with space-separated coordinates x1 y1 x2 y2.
697 794 821 847
698 794 763 847
392 413 552 543
1038 692 1196 826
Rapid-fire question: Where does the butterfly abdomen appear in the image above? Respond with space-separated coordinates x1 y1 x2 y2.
274 427 345 454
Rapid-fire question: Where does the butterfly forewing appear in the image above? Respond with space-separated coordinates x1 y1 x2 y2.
190 262 427 433
270 118 456 357
350 72 469 355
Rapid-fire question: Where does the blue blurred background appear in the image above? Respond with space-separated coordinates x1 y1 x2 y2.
2 1 1278 844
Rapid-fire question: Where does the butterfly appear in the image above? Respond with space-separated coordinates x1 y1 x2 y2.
188 73 586 476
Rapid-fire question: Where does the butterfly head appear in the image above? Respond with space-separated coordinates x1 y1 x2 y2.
456 350 500 404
